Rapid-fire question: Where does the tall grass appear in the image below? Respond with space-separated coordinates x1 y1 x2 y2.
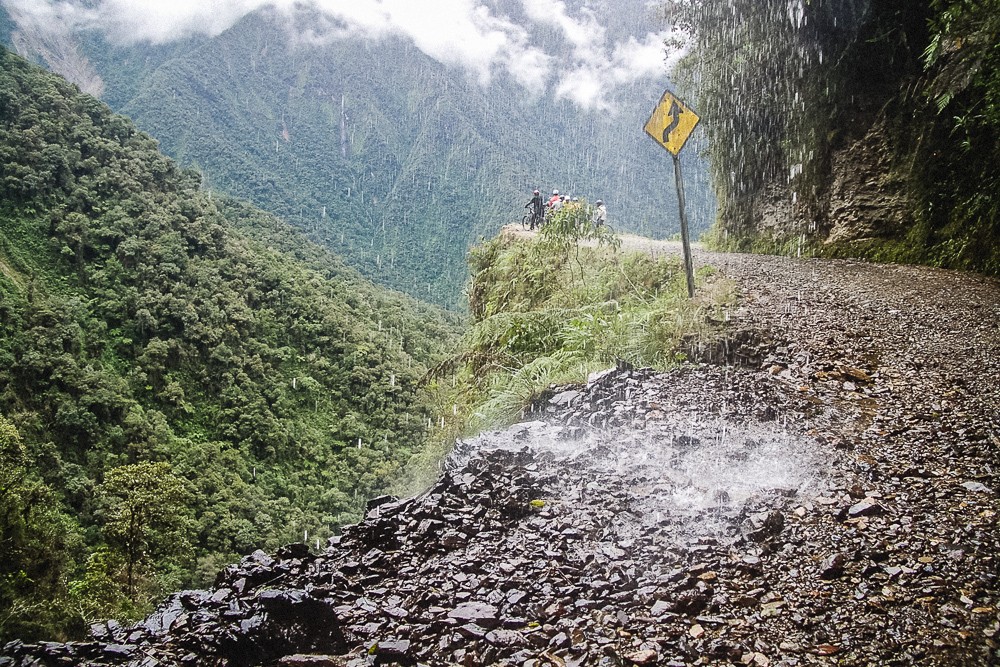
393 221 735 496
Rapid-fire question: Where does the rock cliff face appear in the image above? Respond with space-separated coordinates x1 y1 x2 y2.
696 2 998 275
821 120 910 246
740 119 913 251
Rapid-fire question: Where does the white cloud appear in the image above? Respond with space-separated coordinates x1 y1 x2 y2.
373 1 520 85
4 0 270 43
554 66 605 109
518 0 684 110
2 0 685 109
521 0 604 51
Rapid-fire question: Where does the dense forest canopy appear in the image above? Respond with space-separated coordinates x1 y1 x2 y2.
664 0 999 274
0 48 459 641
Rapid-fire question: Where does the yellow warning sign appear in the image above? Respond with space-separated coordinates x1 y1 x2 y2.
644 90 699 156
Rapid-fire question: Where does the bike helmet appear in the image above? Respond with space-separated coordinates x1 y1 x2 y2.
595 199 603 205
553 189 559 195
533 189 539 195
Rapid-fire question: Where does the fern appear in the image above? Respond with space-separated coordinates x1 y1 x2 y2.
471 351 590 429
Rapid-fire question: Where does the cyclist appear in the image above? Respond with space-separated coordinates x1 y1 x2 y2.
524 189 544 230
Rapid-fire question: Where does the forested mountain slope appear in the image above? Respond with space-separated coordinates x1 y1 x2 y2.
0 48 459 641
1 1 714 308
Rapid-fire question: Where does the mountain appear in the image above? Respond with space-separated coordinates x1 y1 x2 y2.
0 47 459 640
1 1 716 308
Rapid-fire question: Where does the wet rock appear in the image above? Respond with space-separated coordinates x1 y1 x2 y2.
748 511 785 542
276 542 312 559
841 367 872 383
447 603 499 628
650 600 671 616
102 644 136 659
626 649 658 664
819 553 847 579
961 481 992 493
365 495 399 513
374 639 412 661
279 656 346 666
550 390 582 407
217 590 346 666
673 590 710 616
485 629 526 648
845 499 885 518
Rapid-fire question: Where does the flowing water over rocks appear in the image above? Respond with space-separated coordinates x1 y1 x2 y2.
4 251 999 666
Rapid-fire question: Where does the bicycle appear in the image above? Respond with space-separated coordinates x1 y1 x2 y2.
522 209 543 230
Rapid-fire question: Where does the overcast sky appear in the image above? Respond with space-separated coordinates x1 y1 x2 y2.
3 0 686 110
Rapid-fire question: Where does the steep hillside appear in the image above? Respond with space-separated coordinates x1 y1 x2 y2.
2 2 715 308
0 48 459 640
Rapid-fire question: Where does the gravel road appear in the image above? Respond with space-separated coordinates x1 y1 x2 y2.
497 227 1000 664
647 238 1000 665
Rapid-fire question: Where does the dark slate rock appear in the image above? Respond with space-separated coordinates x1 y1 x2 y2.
277 543 312 559
447 603 500 628
846 499 885 518
819 553 847 579
375 639 411 657
217 590 347 667
102 644 137 658
279 656 345 666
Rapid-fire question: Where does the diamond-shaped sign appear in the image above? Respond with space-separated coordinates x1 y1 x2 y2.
644 90 699 156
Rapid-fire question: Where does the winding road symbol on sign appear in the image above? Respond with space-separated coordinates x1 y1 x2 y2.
644 90 699 156
662 100 680 145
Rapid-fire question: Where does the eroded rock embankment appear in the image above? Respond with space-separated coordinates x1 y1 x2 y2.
4 252 999 667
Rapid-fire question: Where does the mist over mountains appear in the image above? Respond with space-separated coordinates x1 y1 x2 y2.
2 0 714 307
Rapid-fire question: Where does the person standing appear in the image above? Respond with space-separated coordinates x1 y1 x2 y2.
593 199 607 226
547 189 560 209
524 189 544 229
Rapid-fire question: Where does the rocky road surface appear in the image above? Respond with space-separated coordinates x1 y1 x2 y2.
4 244 999 667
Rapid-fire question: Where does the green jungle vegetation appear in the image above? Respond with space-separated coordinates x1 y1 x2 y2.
399 206 733 494
665 0 1000 276
0 48 462 641
2 6 715 309
0 9 732 643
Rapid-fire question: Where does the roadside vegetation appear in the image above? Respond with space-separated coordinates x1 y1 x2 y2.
396 205 735 495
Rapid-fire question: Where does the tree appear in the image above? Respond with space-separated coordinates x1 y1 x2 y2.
539 202 620 283
96 462 192 600
0 415 79 643
0 48 460 638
